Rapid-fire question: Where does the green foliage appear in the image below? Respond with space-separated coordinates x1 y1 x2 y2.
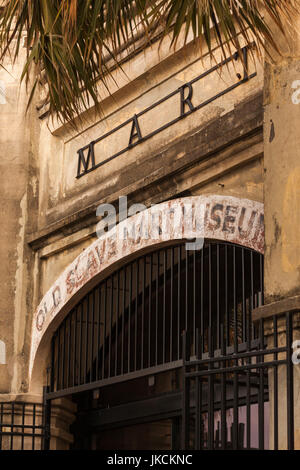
0 1 297 123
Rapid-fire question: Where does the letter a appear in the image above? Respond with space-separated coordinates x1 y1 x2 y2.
128 114 142 146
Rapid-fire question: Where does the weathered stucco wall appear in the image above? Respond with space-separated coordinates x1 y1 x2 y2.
2 11 300 452
264 15 300 302
0 32 265 399
36 37 263 229
0 41 39 394
25 36 265 395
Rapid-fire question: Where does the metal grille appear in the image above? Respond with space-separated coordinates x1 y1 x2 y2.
182 311 297 450
48 242 263 399
0 402 47 450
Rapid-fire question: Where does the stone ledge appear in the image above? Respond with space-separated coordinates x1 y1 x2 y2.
253 295 300 322
27 92 263 251
0 393 43 403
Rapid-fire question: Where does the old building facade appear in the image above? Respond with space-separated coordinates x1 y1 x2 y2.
0 17 300 450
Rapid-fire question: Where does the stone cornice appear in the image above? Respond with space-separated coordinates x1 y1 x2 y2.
28 92 263 252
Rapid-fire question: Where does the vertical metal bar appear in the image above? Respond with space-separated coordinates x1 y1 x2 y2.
141 257 145 369
163 249 166 364
79 303 83 385
185 248 189 333
232 246 238 449
170 248 174 362
233 371 238 450
225 245 229 347
90 290 95 382
208 244 212 331
246 250 252 449
195 329 200 450
242 248 246 343
128 263 132 373
43 386 51 451
273 315 278 450
155 252 159 366
286 312 294 450
250 251 254 340
72 309 76 387
193 250 196 357
260 253 264 306
121 268 126 375
207 326 214 450
84 298 89 384
182 331 190 450
61 319 66 390
0 403 2 450
115 270 120 376
135 260 139 371
50 334 56 392
200 248 204 352
200 335 204 450
148 254 152 368
96 286 101 381
246 349 251 450
102 282 107 379
217 244 220 350
258 318 265 450
109 276 113 377
220 324 227 449
233 246 238 353
21 402 25 450
66 315 71 389
32 403 36 450
10 402 14 450
57 327 61 390
178 246 181 359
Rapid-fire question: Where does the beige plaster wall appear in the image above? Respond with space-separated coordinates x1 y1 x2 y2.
0 40 38 394
0 32 265 398
264 14 300 302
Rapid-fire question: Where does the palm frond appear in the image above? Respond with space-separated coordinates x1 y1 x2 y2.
0 1 298 124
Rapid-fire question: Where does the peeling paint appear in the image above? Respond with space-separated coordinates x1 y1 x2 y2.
12 193 27 393
29 195 264 380
269 120 275 143
0 340 6 365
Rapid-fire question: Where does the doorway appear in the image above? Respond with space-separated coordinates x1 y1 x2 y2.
45 241 265 450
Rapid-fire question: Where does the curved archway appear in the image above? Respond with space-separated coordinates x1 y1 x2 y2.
29 195 264 390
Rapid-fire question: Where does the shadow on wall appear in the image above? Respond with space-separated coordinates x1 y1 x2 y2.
0 340 6 365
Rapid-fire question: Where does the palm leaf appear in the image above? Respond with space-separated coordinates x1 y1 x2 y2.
0 1 298 124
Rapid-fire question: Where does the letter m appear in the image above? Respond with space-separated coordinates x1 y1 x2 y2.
77 141 96 177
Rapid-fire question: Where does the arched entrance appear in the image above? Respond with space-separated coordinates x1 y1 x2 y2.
29 195 264 389
45 240 264 450
27 194 274 450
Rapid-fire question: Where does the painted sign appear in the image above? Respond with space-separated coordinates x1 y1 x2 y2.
76 47 256 178
29 195 264 380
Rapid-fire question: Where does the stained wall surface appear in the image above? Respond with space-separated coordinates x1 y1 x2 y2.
0 32 265 398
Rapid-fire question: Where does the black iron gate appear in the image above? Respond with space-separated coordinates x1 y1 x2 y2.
182 312 296 450
0 398 50 450
47 242 264 398
43 240 267 450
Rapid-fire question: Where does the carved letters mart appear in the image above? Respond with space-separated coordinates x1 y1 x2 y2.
76 47 256 179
